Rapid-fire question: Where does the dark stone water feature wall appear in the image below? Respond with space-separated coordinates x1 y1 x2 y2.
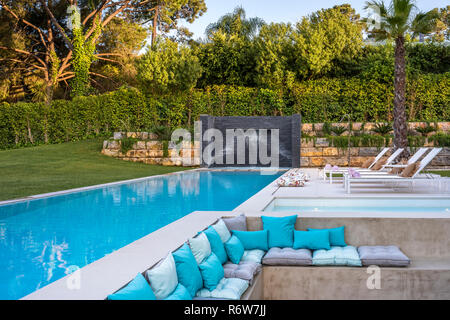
200 115 301 168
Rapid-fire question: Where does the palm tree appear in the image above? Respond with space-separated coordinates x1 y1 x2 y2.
205 6 265 40
364 0 438 159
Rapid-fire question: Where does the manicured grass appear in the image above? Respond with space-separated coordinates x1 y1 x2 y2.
429 171 450 177
0 139 191 201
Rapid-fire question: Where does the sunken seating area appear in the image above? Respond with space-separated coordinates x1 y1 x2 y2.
107 214 450 300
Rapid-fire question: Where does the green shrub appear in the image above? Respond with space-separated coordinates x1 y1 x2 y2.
429 133 450 147
0 74 448 150
415 122 437 136
120 137 139 154
371 123 393 135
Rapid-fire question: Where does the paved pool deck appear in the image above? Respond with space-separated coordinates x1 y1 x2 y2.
22 168 449 300
235 168 449 213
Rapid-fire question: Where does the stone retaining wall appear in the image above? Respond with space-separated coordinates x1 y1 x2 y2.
102 134 200 167
102 130 449 168
301 137 449 167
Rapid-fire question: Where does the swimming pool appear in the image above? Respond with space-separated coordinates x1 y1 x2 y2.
264 197 450 213
0 170 282 300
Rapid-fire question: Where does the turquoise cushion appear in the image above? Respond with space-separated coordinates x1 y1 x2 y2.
164 283 192 300
308 226 347 247
293 230 330 250
189 233 211 264
196 277 249 300
232 230 269 251
224 235 245 264
212 219 232 243
312 248 335 266
312 246 362 266
241 249 266 264
107 273 156 300
173 243 203 298
204 227 228 264
334 246 362 266
262 215 297 248
146 253 178 300
198 253 225 291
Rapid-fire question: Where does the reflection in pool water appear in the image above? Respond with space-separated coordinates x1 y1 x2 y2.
0 170 282 300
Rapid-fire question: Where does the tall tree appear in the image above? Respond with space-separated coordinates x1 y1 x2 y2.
0 0 205 103
293 4 364 79
254 22 296 89
205 6 265 40
135 0 206 46
365 0 439 158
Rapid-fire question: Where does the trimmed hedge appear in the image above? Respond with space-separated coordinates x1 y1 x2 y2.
0 74 448 149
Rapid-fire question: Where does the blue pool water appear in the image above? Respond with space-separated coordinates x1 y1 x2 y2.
264 197 450 213
0 170 281 300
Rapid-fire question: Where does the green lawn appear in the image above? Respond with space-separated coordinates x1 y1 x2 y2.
0 139 191 201
429 171 450 177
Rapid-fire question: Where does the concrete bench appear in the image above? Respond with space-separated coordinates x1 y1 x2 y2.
239 214 450 300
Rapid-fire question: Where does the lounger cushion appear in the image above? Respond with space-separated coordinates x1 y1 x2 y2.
262 215 297 248
146 253 179 299
212 219 232 243
224 235 245 264
189 232 211 264
357 246 410 267
400 162 420 178
163 283 192 300
204 227 228 264
262 247 312 266
196 277 249 300
312 246 362 266
223 261 262 284
308 226 347 247
198 253 224 291
241 249 266 264
172 243 203 298
223 214 247 231
232 230 269 251
372 157 387 170
294 230 331 250
107 273 156 300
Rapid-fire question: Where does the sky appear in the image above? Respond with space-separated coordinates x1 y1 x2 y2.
183 0 448 40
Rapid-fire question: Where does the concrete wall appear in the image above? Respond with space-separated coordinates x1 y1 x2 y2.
200 115 301 168
263 265 450 300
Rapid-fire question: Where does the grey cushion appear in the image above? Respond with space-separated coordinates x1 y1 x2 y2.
223 261 261 285
358 246 410 267
223 214 247 231
262 247 312 266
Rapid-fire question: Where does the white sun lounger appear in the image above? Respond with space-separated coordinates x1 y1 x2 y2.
343 148 443 193
322 147 390 181
356 147 429 176
323 148 404 183
382 147 429 170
